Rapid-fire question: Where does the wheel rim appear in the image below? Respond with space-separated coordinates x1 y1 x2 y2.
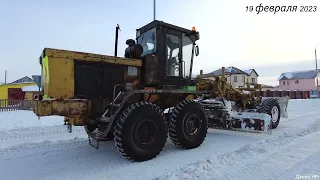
271 106 279 123
184 113 202 139
133 119 157 146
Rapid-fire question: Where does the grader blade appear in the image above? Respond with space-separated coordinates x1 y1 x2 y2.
225 111 272 134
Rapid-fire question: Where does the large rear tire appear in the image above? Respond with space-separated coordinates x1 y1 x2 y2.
257 98 281 129
113 102 167 162
168 100 208 149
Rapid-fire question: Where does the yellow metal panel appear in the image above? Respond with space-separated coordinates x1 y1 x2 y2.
44 48 142 67
0 86 8 99
32 99 88 116
46 57 74 99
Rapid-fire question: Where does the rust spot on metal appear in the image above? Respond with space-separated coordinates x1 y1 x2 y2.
33 99 88 116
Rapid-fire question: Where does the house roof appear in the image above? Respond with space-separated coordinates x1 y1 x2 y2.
206 66 249 76
10 76 35 84
278 69 320 80
243 69 259 77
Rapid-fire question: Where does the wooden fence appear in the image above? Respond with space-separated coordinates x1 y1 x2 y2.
0 99 33 112
255 90 312 99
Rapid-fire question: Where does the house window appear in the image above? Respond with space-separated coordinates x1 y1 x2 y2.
283 81 285 85
242 76 245 82
287 81 290 85
295 80 299 84
234 76 237 82
252 78 255 84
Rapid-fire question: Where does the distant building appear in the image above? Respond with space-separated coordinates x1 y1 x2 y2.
0 76 37 100
277 69 320 91
197 66 259 88
243 69 259 85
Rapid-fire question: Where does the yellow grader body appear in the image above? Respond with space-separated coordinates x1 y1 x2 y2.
31 20 289 162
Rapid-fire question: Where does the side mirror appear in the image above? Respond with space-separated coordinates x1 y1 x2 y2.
195 45 199 56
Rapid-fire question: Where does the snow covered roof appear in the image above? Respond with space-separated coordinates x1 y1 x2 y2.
243 69 259 76
243 69 252 74
21 85 40 92
278 69 320 81
207 66 249 76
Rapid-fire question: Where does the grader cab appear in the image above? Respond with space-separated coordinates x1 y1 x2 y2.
33 20 289 162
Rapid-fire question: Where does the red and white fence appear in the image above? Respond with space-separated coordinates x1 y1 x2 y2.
0 99 33 112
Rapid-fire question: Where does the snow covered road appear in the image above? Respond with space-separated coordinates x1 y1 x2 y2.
0 99 319 180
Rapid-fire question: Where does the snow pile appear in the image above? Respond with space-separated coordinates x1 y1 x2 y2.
0 110 63 131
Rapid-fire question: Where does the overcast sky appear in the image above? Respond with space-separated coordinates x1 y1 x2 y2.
1 0 320 86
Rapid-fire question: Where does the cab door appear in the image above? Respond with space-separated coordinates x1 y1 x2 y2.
162 28 184 88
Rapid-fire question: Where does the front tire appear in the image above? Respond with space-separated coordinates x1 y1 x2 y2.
113 102 167 162
168 100 208 149
257 98 281 129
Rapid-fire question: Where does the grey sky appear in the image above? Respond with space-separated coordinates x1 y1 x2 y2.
1 0 320 86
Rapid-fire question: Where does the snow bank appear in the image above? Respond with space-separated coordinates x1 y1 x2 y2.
156 120 320 180
0 110 63 131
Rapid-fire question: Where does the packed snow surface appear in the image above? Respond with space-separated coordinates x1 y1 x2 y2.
0 99 319 180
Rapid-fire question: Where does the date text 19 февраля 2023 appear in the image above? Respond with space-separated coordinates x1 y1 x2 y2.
246 3 317 14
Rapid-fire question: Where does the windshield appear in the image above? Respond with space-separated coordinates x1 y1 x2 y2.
136 28 156 56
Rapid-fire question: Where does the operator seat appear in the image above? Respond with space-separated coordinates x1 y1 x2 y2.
167 57 178 76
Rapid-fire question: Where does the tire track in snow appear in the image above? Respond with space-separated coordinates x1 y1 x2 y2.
0 137 90 160
155 120 320 180
278 151 320 180
215 129 320 180
0 125 87 149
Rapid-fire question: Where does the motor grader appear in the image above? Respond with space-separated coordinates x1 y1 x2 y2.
33 20 289 162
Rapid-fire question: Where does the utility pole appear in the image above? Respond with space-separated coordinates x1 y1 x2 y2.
4 70 7 84
153 0 156 20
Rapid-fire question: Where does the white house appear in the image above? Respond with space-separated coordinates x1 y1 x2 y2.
244 69 259 84
198 66 259 88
